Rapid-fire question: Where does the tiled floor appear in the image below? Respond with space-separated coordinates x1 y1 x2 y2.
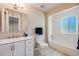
34 47 66 56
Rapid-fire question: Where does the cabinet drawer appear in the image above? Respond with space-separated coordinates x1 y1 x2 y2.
26 47 34 51
26 49 34 56
26 52 33 56
26 39 34 47
26 43 34 47
26 38 34 56
26 39 34 42
26 40 33 44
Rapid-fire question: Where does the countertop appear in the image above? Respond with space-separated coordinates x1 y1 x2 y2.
0 36 33 45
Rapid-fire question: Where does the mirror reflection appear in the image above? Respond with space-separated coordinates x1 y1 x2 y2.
9 16 19 32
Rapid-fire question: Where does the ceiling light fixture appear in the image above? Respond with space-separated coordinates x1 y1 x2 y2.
12 3 25 10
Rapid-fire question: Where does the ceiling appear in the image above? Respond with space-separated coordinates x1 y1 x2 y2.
26 3 61 12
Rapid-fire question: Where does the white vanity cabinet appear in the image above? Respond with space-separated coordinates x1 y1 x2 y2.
0 36 34 56
0 40 26 56
26 38 34 56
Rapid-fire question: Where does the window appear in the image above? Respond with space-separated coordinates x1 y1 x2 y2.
61 17 68 33
61 16 77 33
68 16 76 32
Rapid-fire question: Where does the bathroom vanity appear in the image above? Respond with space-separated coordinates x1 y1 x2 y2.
0 7 32 56
0 36 34 56
0 6 34 56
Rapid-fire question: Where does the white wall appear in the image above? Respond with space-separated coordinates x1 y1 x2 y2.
48 16 54 42
0 4 45 42
26 10 45 42
49 6 79 49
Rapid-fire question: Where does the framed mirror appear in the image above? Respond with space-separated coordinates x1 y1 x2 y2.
0 8 25 33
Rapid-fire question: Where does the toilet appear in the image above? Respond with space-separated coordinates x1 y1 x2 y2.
35 37 48 55
37 41 48 49
34 35 48 55
37 41 48 56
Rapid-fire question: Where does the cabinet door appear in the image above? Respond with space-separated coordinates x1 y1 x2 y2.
0 44 12 56
14 40 26 56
